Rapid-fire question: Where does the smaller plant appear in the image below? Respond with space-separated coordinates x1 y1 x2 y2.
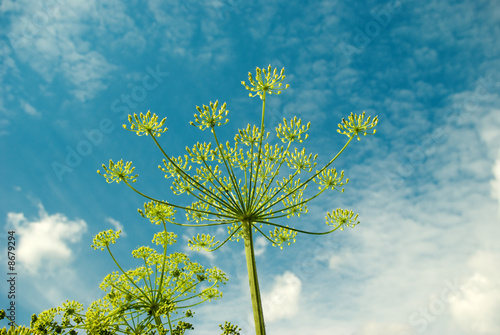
1 216 237 334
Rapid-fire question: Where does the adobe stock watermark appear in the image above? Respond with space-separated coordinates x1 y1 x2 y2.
7 0 70 50
339 0 402 60
384 73 500 191
51 64 169 182
397 278 463 335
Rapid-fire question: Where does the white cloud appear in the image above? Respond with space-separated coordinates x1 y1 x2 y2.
6 203 87 275
195 248 217 261
490 151 500 217
262 271 302 322
3 203 101 313
449 251 500 334
105 217 126 236
19 99 41 116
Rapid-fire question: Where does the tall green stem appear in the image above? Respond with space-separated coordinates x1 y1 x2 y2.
243 222 266 335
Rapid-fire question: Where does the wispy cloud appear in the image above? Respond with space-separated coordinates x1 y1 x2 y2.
105 217 126 236
19 99 41 117
2 0 128 101
0 40 18 119
491 152 500 217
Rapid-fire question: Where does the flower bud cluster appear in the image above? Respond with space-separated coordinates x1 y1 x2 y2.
314 168 348 191
241 65 289 99
91 229 121 250
326 209 360 230
98 159 137 184
188 233 219 251
190 100 229 131
138 200 176 225
337 111 378 140
269 226 297 249
124 110 168 137
276 116 310 144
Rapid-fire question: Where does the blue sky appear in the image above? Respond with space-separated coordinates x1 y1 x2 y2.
1 0 500 334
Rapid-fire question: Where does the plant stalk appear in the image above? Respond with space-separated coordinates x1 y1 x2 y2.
243 222 266 335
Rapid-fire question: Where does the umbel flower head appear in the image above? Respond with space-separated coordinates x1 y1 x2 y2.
190 100 229 131
123 110 168 136
326 209 360 230
98 159 137 184
91 229 121 250
241 65 289 99
337 111 378 140
138 200 177 225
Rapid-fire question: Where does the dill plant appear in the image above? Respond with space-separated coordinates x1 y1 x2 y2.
95 65 378 334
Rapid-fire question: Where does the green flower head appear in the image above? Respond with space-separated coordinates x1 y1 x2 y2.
326 209 360 230
123 110 168 137
276 116 310 144
91 229 121 250
190 100 229 131
269 226 297 249
313 168 349 191
188 233 219 251
337 111 378 140
138 200 176 225
200 287 222 302
152 231 177 246
241 65 289 99
98 159 138 184
220 321 242 335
